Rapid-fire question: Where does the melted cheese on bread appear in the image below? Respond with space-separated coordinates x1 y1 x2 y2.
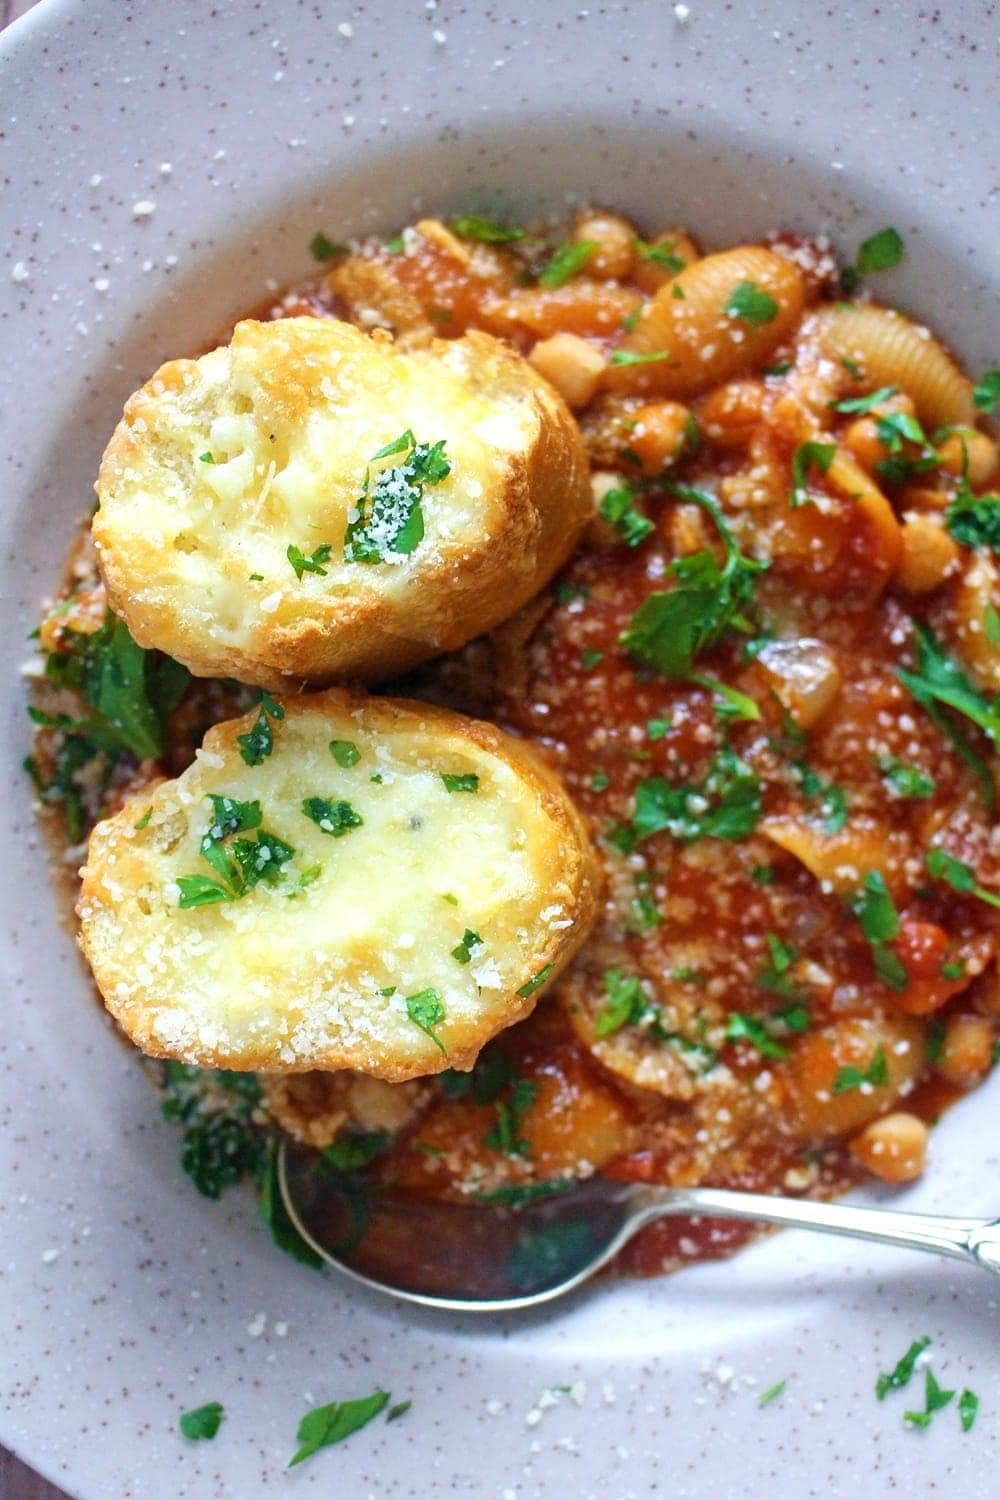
77 689 598 1079
93 317 591 688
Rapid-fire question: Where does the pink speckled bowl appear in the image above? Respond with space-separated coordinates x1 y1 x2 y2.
1 1 998 1495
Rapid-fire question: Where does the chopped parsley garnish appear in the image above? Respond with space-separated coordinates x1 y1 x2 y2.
750 863 776 885
386 1400 412 1423
134 807 152 830
724 1011 788 1061
322 1129 390 1172
160 1063 265 1200
384 233 405 254
622 484 765 678
596 968 647 1038
634 236 686 273
940 959 966 982
758 1380 788 1407
449 213 525 243
724 280 778 326
958 1388 980 1432
764 361 792 377
41 609 190 764
237 689 285 767
537 239 597 288
179 1402 224 1441
756 933 803 1001
973 369 1000 414
926 1018 946 1062
517 964 555 999
898 620 999 807
484 1077 537 1157
309 231 347 262
344 431 450 564
451 928 482 964
590 771 610 792
625 886 661 932
945 492 1000 554
873 410 937 485
302 797 363 837
555 581 591 605
632 745 762 844
329 738 361 767
178 804 299 907
850 871 906 991
621 304 643 333
609 349 671 368
289 1390 391 1468
841 227 904 292
878 757 935 799
795 762 848 833
698 676 760 722
925 847 1000 908
832 1043 890 1094
198 451 215 463
439 1042 513 1103
829 384 898 415
441 771 479 793
876 1336 931 1399
646 717 670 739
258 1135 325 1266
599 482 654 545
789 440 836 507
405 988 448 1054
904 1369 955 1430
287 542 332 579
581 648 604 671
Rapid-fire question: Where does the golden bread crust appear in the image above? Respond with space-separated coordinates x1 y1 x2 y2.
77 688 598 1079
93 317 591 688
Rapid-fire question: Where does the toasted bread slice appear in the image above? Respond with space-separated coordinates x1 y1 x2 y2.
77 688 598 1079
93 317 591 688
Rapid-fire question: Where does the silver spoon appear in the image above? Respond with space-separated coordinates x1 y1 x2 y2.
279 1140 1000 1312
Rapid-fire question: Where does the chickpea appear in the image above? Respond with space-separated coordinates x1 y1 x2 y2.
587 471 627 549
849 1112 928 1185
936 427 998 487
699 379 766 450
626 400 692 476
632 229 700 294
573 211 636 282
894 512 961 595
841 391 917 475
937 1015 995 1087
528 333 606 410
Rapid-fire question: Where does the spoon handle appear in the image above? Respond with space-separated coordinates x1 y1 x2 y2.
633 1185 1000 1275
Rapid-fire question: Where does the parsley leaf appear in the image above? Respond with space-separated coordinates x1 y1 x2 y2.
302 797 363 837
329 738 361 767
322 1128 390 1172
451 928 482 964
946 492 1000 554
160 1063 266 1200
958 1388 980 1432
287 542 332 579
876 1336 931 1399
179 1403 224 1441
973 369 1000 414
842 227 904 291
724 280 778 326
829 385 898 415
850 871 907 990
309 231 347 262
449 213 524 243
237 690 284 767
609 349 671 368
472 1179 576 1208
595 968 647 1038
925 847 1000 908
758 1380 787 1407
790 441 836 508
517 963 555 998
599 482 655 546
878 757 935 799
632 745 762 843
724 1012 788 1061
622 485 765 677
289 1390 391 1468
898 620 999 806
441 772 479 793
904 1368 955 1430
484 1077 537 1157
406 988 448 1055
873 410 937 484
258 1135 324 1267
344 431 450 564
756 933 802 1000
177 874 234 909
832 1043 890 1094
634 237 686 273
538 239 597 288
439 1043 514 1104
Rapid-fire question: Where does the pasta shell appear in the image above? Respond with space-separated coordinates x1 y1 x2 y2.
815 304 974 428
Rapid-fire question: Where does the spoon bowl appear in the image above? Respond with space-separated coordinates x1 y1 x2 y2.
279 1139 1000 1311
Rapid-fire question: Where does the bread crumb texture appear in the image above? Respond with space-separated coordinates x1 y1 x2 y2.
93 317 591 687
77 689 598 1079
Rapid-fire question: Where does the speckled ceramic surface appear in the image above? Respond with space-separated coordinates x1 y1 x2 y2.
1 1 998 1495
